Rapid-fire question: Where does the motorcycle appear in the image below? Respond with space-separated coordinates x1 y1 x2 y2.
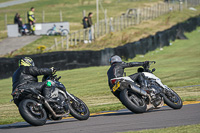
110 61 182 113
11 74 90 126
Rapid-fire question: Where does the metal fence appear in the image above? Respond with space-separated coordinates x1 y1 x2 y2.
48 0 200 50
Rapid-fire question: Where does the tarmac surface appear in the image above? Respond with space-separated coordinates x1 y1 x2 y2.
0 36 41 56
0 103 199 133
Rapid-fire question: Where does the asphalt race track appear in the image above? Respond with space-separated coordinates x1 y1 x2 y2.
0 104 199 133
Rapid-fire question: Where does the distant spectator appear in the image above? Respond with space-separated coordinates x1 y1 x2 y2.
14 13 19 24
87 12 93 28
18 17 27 35
82 17 88 44
18 17 23 30
83 17 88 29
28 7 36 35
87 12 93 43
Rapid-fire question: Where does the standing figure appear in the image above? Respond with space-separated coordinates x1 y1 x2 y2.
87 12 93 43
28 7 36 35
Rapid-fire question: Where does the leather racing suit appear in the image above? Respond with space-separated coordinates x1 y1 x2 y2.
107 62 146 99
12 66 52 106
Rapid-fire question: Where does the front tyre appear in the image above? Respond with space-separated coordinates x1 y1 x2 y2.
68 95 90 120
120 89 147 113
162 87 182 109
61 29 69 36
18 99 47 126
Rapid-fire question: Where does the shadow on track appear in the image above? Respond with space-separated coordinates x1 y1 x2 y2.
90 107 172 118
0 119 77 129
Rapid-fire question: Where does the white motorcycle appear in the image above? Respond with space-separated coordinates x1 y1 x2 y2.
110 61 182 113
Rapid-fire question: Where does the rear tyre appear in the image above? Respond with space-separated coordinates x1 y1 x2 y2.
19 99 47 126
68 95 90 120
120 88 147 113
46 29 53 36
162 88 182 109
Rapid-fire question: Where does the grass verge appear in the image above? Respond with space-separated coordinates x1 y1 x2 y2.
0 26 199 125
121 124 200 133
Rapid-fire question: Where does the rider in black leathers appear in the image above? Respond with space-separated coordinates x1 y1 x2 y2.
107 55 148 99
12 57 56 106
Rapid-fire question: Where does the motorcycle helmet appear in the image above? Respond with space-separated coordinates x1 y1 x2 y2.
19 57 35 67
109 55 122 65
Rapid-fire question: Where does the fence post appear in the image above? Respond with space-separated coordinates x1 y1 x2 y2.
179 0 183 11
136 8 140 24
61 37 64 48
105 9 108 34
101 20 103 36
42 10 45 22
123 15 126 28
91 25 94 41
70 33 73 46
66 34 69 50
25 12 27 23
60 10 63 22
109 18 113 32
75 32 77 45
120 16 122 31
82 10 86 17
185 0 188 8
54 38 58 50
5 14 7 30
93 24 96 40
78 30 81 44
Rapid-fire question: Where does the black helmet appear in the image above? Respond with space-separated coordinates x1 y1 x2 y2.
109 55 122 65
19 57 35 67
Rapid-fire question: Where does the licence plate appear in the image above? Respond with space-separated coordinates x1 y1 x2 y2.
112 81 120 92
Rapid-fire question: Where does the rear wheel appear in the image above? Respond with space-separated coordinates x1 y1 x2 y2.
120 89 147 113
19 99 47 126
162 87 182 109
68 95 90 120
46 29 54 36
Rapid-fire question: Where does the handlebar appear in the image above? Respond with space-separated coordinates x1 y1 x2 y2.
143 61 156 73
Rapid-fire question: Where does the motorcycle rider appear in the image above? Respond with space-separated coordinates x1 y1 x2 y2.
12 57 56 106
107 55 149 99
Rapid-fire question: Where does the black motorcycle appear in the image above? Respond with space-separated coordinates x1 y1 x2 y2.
11 74 90 126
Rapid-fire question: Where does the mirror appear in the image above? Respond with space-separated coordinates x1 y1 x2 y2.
152 68 156 72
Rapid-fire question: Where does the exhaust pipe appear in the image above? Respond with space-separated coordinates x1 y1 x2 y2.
44 100 69 118
129 83 147 96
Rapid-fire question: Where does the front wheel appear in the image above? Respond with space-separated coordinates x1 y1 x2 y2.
18 99 47 126
120 89 147 113
61 29 69 36
162 87 182 109
68 95 90 120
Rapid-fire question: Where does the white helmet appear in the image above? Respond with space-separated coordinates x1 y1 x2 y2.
109 55 122 65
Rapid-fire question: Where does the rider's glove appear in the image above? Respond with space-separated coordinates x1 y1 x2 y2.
50 67 56 75
144 61 149 66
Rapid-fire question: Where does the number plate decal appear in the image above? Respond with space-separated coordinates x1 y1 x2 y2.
112 82 120 92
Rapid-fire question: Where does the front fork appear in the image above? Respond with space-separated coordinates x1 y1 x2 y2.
65 91 79 103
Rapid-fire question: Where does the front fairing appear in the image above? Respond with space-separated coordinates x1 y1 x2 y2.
54 81 66 90
142 72 166 89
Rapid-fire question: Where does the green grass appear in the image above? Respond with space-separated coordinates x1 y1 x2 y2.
122 124 200 133
0 26 200 125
